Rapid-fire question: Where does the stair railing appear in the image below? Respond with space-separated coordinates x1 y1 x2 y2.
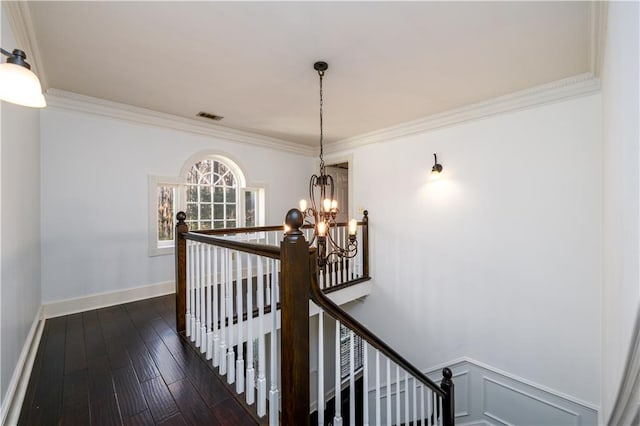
174 209 453 425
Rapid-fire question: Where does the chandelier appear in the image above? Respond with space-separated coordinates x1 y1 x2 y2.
298 61 358 268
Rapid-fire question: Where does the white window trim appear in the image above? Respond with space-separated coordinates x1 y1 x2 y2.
148 175 183 257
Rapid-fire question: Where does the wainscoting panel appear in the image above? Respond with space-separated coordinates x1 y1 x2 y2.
483 377 580 426
421 358 599 426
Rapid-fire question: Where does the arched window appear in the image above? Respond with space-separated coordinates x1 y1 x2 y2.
149 154 264 256
185 159 238 230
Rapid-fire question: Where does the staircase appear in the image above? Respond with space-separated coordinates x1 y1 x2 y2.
174 209 455 425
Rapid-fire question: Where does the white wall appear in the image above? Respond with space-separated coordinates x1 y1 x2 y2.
40 107 313 303
601 1 640 421
0 11 42 409
336 94 603 406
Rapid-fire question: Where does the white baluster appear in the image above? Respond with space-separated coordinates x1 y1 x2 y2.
257 257 266 417
405 371 410 424
413 377 418 425
227 251 235 384
206 246 214 360
375 350 381 426
200 243 207 351
212 246 220 367
386 358 391 426
333 321 342 426
396 365 401 426
265 256 271 311
349 330 355 426
246 253 255 406
268 258 279 426
219 249 227 375
438 397 443 426
317 311 325 426
340 226 346 285
420 386 425 426
195 243 201 346
186 242 192 338
236 250 244 394
427 389 432 426
363 343 369 426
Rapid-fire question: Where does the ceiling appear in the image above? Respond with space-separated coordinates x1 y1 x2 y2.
25 1 594 146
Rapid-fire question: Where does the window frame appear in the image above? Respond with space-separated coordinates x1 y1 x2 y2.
148 154 264 257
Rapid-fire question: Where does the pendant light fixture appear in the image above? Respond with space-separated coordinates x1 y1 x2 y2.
299 61 358 268
0 48 46 108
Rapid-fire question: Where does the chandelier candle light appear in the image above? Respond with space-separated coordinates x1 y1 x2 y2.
297 61 358 268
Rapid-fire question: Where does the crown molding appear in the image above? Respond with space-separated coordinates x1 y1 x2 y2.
2 1 47 89
589 0 608 78
325 73 600 153
45 89 315 156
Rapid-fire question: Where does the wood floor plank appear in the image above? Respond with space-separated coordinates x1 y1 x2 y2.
62 369 89 408
28 317 66 424
146 338 185 385
90 394 122 426
87 355 115 401
18 321 50 425
61 401 90 426
211 398 259 426
167 379 220 426
156 413 188 426
65 313 87 374
139 376 180 423
84 309 108 361
124 409 155 426
128 344 161 383
105 336 133 370
112 365 148 417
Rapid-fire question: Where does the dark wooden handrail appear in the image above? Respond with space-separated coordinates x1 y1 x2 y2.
182 232 281 259
188 220 364 236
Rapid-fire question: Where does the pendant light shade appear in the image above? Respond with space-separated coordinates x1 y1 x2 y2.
0 49 46 108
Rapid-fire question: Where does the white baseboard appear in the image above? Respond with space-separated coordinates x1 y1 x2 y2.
42 281 175 319
1 307 45 426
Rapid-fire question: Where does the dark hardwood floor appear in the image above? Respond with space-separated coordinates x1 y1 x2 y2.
19 294 258 426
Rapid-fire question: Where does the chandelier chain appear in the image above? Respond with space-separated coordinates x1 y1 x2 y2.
318 69 325 173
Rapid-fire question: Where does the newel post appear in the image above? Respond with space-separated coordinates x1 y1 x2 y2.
174 212 188 333
441 367 455 426
280 209 311 426
362 210 369 278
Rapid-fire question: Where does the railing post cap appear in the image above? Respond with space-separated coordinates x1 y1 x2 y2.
285 208 304 235
176 211 186 222
442 367 452 380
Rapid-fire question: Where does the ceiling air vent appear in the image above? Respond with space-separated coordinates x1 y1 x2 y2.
196 111 224 121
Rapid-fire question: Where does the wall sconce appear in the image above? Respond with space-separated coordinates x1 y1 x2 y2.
431 153 443 174
0 48 46 108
